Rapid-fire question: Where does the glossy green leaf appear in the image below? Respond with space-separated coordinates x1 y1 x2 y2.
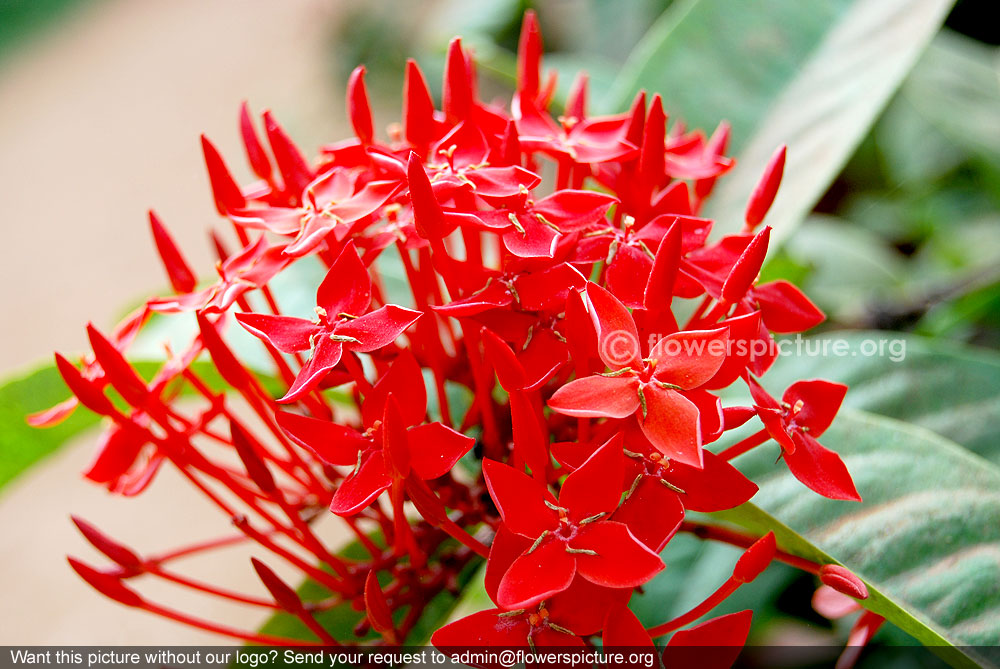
613 0 953 242
758 331 1000 463
720 409 1000 665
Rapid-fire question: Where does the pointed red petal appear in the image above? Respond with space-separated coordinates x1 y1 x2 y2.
263 110 312 198
745 145 786 229
665 610 752 669
783 379 847 436
484 525 532 605
649 328 729 389
548 374 641 419
721 226 770 304
403 59 435 150
235 312 317 353
560 435 624 523
481 328 527 391
432 609 527 648
362 350 427 428
407 425 474 482
755 279 825 333
407 152 448 240
586 282 642 370
275 410 366 466
347 65 374 145
252 558 304 613
662 451 758 512
278 335 343 403
784 432 861 501
733 532 776 583
639 385 702 467
516 10 542 105
443 38 472 122
316 240 372 316
149 211 196 293
201 135 246 214
572 521 664 588
482 459 559 538
239 101 272 180
603 606 654 648
330 451 391 515
72 517 142 571
68 558 144 608
497 538 577 610
364 570 397 640
613 476 683 552
336 305 421 352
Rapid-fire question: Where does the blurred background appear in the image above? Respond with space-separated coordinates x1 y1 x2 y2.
1 0 998 653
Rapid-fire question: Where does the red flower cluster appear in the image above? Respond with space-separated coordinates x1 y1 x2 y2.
39 11 867 659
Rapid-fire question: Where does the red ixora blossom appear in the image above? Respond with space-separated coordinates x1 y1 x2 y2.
43 8 870 659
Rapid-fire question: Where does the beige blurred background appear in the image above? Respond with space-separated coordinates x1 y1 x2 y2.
0 0 349 644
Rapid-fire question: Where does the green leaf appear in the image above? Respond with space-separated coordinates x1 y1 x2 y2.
612 0 953 242
757 331 1000 463
0 364 101 491
721 409 1000 664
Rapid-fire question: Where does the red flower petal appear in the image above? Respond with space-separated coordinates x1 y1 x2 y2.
721 226 770 304
662 451 758 513
432 609 527 649
361 350 428 428
784 432 861 502
407 422 475 480
613 476 684 552
545 577 631 637
275 410 366 466
482 460 559 539
572 521 663 588
639 384 703 468
336 305 422 352
754 279 825 333
330 450 391 516
586 282 642 371
603 605 654 648
744 144 786 229
484 525 532 606
649 328 729 389
783 379 847 436
278 335 343 403
664 610 752 669
559 435 624 523
316 241 372 317
497 537 577 610
548 374 640 419
235 313 318 353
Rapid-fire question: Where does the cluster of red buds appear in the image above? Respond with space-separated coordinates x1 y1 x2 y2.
38 11 874 662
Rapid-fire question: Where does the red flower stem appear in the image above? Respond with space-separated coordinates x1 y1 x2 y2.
555 157 571 191
460 326 500 449
144 565 279 608
646 577 741 638
233 515 350 595
148 532 256 564
295 609 341 646
433 372 454 428
344 516 383 557
684 295 713 329
436 515 490 559
696 299 732 327
141 601 318 646
717 428 770 461
342 352 373 396
678 521 821 574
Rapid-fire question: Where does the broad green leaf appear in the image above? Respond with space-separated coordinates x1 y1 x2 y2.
902 31 1000 165
721 409 1000 665
611 0 952 243
757 331 1000 463
0 364 101 491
